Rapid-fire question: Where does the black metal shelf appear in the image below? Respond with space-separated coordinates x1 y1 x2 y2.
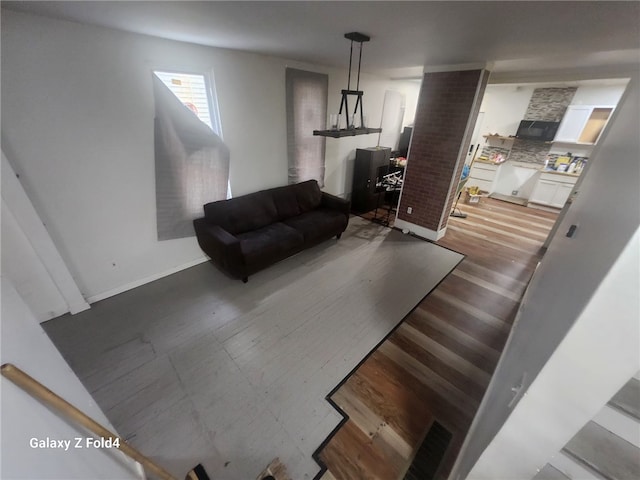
313 127 382 138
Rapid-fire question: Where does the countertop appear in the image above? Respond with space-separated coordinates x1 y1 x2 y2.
539 169 581 177
474 158 502 165
472 159 580 177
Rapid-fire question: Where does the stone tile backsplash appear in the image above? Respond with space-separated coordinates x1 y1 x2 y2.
508 139 553 164
497 87 580 164
480 146 511 159
524 87 577 122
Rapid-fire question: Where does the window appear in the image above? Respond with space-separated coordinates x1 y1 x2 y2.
152 70 229 241
153 70 222 136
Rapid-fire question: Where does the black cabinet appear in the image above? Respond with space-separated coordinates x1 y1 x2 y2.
351 147 391 213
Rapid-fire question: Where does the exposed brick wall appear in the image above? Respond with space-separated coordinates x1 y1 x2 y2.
398 69 488 232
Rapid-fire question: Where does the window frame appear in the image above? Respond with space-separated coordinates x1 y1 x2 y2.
152 68 223 139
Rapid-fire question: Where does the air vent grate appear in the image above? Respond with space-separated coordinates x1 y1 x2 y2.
404 421 452 480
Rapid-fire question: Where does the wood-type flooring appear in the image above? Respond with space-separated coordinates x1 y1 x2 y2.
316 198 559 480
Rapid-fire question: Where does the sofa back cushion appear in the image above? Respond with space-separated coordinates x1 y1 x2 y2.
270 185 301 220
202 180 322 234
204 191 278 235
292 180 322 213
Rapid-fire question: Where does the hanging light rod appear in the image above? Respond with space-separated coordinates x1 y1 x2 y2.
314 32 382 138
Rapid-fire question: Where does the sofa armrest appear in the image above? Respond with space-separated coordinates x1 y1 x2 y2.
193 218 244 274
321 191 350 216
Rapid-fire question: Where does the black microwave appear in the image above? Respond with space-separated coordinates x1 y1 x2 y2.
515 120 560 141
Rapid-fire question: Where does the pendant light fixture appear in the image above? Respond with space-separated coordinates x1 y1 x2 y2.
313 32 383 138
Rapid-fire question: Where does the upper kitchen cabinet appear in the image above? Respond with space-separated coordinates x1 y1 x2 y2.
554 105 614 144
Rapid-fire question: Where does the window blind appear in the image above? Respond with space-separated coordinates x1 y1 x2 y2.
153 74 229 241
286 68 328 187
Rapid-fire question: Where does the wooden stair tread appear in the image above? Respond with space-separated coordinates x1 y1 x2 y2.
562 421 640 480
532 464 571 480
609 377 640 421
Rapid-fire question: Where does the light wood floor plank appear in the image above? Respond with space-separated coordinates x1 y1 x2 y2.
396 323 492 388
379 341 480 415
407 308 501 367
333 387 414 461
455 259 528 291
447 224 541 255
319 198 556 480
431 289 512 333
451 269 525 301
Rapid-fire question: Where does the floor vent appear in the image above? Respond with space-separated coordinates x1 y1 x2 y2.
404 421 452 480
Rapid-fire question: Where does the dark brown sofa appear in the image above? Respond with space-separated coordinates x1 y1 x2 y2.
193 180 350 282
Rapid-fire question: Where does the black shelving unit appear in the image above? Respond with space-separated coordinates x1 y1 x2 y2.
351 147 391 213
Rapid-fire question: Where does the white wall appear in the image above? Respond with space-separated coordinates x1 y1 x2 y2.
398 79 421 128
1 200 68 321
323 78 420 198
451 70 639 479
477 85 535 137
571 83 627 105
0 277 143 479
1 9 412 303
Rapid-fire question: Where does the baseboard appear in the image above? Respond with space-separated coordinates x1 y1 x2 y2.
37 305 72 324
68 300 91 315
85 256 209 305
394 219 447 241
527 202 562 213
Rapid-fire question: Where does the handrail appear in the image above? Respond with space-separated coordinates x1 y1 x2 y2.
1 363 177 480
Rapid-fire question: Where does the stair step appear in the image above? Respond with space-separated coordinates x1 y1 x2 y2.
593 405 640 449
549 451 604 480
532 463 571 480
609 377 640 421
563 421 640 480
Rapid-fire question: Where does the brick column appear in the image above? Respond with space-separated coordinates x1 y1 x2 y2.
396 68 489 240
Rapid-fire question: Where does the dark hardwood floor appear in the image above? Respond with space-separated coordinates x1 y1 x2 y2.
316 197 558 480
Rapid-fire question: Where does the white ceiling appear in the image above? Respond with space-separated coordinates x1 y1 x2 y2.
4 1 640 77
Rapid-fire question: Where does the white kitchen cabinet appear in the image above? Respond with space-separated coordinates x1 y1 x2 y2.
555 106 592 143
552 182 574 207
468 162 501 194
554 105 614 144
529 179 558 205
528 172 578 208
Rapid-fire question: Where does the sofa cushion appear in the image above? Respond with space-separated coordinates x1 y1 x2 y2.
270 185 301 220
283 208 348 243
236 222 304 265
292 180 322 213
204 191 278 235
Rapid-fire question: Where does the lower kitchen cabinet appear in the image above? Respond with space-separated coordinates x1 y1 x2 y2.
528 172 577 208
468 162 501 193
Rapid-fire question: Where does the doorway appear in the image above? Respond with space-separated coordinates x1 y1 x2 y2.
452 78 630 248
